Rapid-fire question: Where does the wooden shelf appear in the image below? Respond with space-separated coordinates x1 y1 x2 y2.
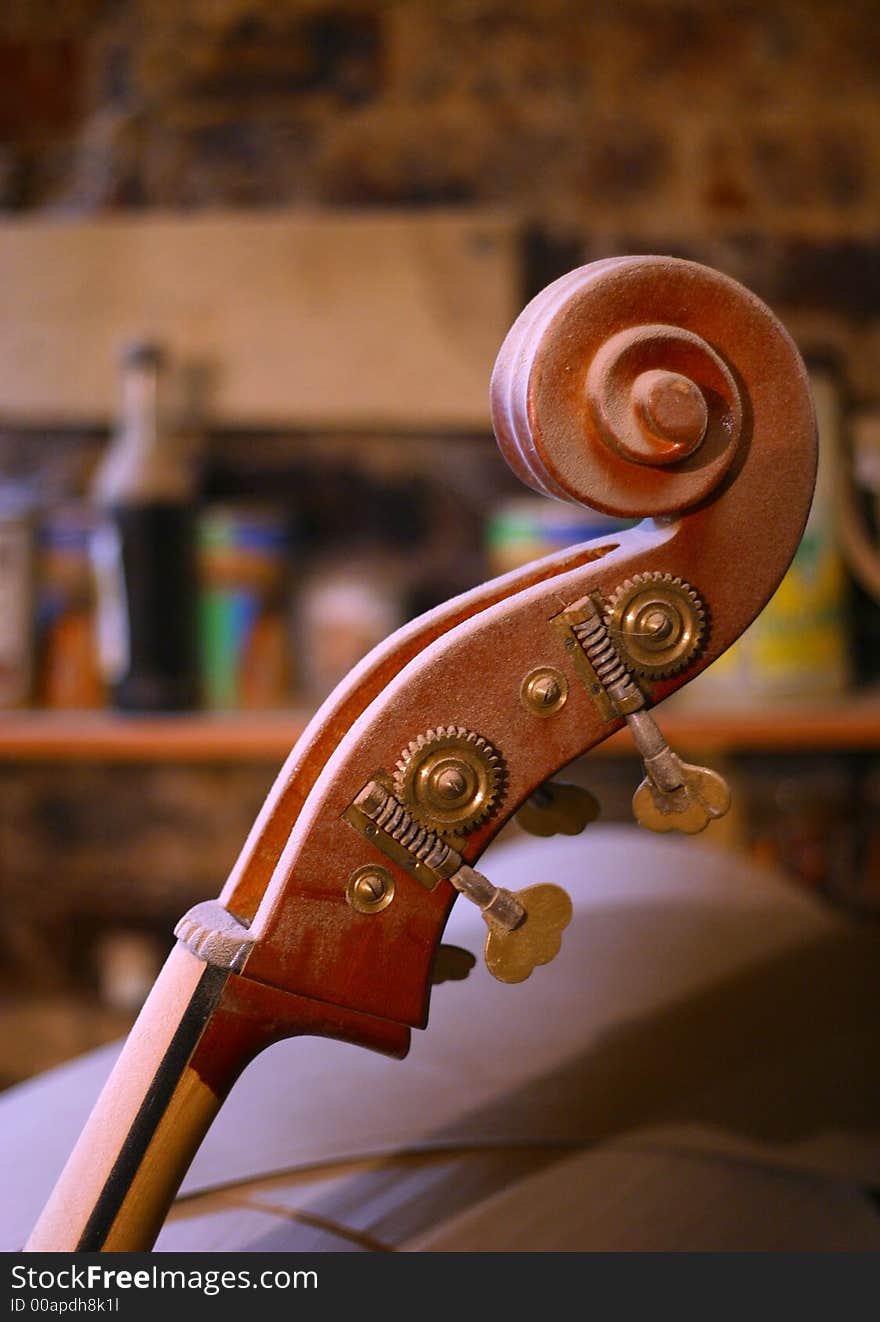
0 693 878 762
0 709 313 762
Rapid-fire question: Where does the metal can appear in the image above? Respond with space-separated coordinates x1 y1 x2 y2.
485 494 633 577
36 505 105 709
0 485 35 709
680 362 851 706
197 504 292 709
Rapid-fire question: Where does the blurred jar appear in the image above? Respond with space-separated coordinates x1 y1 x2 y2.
198 504 292 710
36 505 105 709
0 483 36 709
296 553 404 701
677 359 851 707
93 929 163 1015
485 494 633 577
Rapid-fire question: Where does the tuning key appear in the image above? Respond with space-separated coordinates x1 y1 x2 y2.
448 865 570 983
349 778 573 983
633 759 730 834
481 882 573 984
563 595 731 837
626 708 730 834
516 781 600 838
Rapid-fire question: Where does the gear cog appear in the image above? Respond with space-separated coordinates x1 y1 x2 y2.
605 572 706 679
394 726 505 834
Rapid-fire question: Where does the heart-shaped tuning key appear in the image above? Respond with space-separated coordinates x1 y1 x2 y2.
483 883 573 984
633 760 730 835
516 782 600 838
350 777 574 983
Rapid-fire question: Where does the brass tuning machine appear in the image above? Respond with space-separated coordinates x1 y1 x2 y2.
560 580 731 835
453 865 572 986
346 774 572 984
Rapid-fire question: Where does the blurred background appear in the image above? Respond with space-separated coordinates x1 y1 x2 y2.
0 0 879 1085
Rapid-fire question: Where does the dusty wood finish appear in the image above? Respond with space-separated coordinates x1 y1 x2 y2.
241 257 816 1024
26 257 817 1252
220 540 615 921
0 209 517 429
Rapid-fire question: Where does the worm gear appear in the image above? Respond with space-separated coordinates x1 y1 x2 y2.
394 726 505 835
605 572 706 679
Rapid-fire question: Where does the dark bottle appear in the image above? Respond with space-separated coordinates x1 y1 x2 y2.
90 341 199 711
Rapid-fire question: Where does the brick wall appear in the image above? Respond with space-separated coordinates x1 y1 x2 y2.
0 1 876 372
0 0 874 232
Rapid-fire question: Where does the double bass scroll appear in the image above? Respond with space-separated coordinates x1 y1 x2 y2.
25 256 817 1253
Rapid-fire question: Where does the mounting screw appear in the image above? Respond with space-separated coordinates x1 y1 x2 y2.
521 666 568 718
347 865 395 914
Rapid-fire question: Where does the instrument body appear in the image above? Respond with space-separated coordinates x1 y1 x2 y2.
26 256 817 1252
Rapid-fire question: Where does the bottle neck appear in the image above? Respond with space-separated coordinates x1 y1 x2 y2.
93 352 193 507
119 361 160 460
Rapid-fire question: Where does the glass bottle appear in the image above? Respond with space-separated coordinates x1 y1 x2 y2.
90 340 199 711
